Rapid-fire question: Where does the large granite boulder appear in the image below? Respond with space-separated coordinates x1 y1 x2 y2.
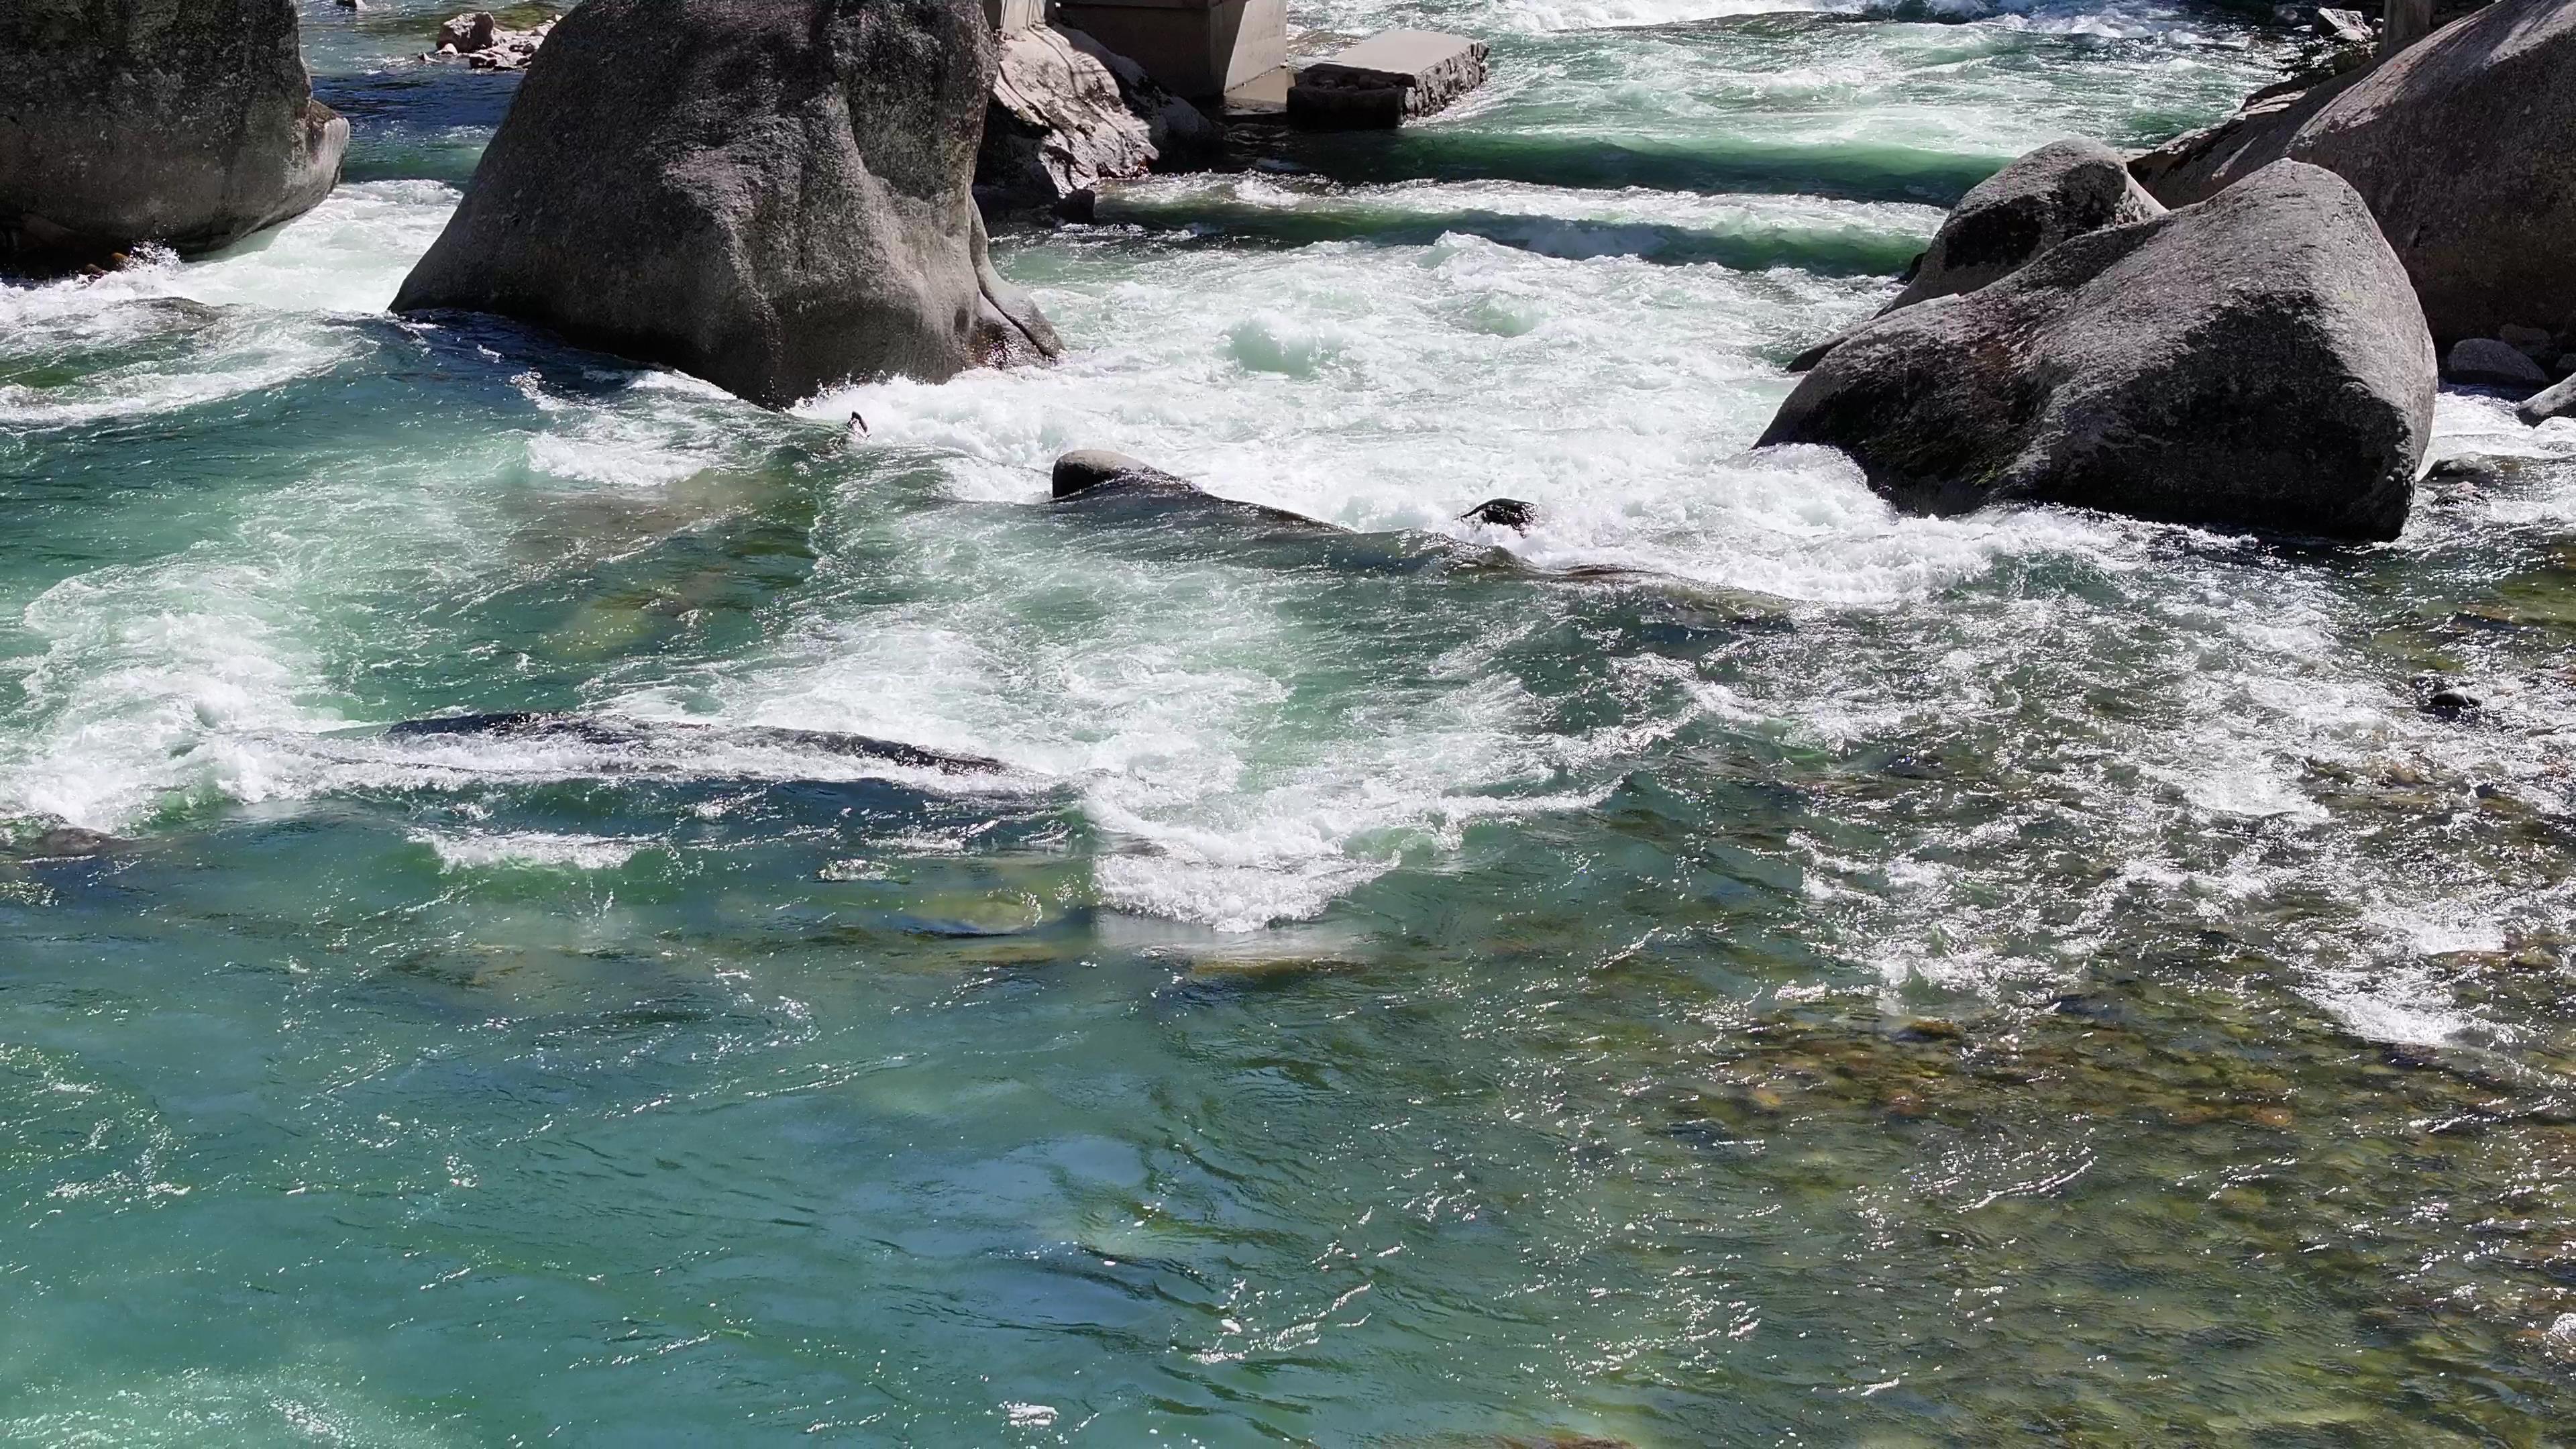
392 0 1061 408
1759 162 2434 542
978 25 1219 217
1794 138 2163 370
2131 0 2576 344
0 0 348 268
1888 140 2164 313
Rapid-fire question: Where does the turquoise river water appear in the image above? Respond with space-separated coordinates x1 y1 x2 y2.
5 0 2576 1442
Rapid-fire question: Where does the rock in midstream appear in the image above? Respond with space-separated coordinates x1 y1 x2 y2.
1793 138 2163 372
2520 374 2576 426
2447 337 2551 392
0 0 348 268
1760 161 2433 541
392 0 1061 408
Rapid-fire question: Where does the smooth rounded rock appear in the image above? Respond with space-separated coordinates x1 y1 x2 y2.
2447 338 2550 391
1760 162 2434 541
1051 449 1189 498
393 0 1061 409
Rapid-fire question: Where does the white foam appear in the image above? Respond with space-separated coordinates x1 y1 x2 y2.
415 829 649 872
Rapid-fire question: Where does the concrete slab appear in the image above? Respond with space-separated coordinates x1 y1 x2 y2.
1287 30 1489 129
1222 64 1292 118
1051 0 1286 98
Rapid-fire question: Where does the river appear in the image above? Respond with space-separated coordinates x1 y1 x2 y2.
4 0 2574 1442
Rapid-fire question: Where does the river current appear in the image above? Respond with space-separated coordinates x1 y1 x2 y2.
5 0 2575 1442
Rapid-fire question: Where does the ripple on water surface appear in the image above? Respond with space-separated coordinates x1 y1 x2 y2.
3 0 2576 1442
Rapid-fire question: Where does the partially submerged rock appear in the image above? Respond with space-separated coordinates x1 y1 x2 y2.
2519 374 2576 426
1795 138 2163 370
1050 449 1332 527
1886 140 2164 313
427 11 553 70
392 0 1061 408
978 25 1219 218
2133 0 2576 345
2128 68 2365 208
0 0 349 268
1759 162 2434 541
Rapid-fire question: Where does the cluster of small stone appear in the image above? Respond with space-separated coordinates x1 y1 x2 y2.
423 12 555 72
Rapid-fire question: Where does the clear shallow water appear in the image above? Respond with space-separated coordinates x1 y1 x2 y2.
5 0 2576 1442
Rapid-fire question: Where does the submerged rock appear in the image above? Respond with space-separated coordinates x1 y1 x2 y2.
0 0 349 268
1759 162 2433 541
4 825 125 861
1796 138 2164 370
392 0 1061 408
1050 449 1333 527
978 25 1219 218
1051 448 1193 499
385 712 1006 775
2132 0 2576 345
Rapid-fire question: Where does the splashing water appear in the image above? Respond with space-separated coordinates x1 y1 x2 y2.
3 0 2573 1442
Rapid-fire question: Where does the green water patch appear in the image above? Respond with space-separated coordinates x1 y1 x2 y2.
1266 125 2010 207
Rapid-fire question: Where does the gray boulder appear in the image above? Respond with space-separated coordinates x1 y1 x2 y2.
392 0 1061 409
2133 0 2576 345
0 0 348 268
2446 337 2549 390
1796 138 2164 370
1050 449 1332 528
1888 140 2165 313
978 25 1218 218
1759 162 2434 542
1053 449 1195 498
2518 374 2576 425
